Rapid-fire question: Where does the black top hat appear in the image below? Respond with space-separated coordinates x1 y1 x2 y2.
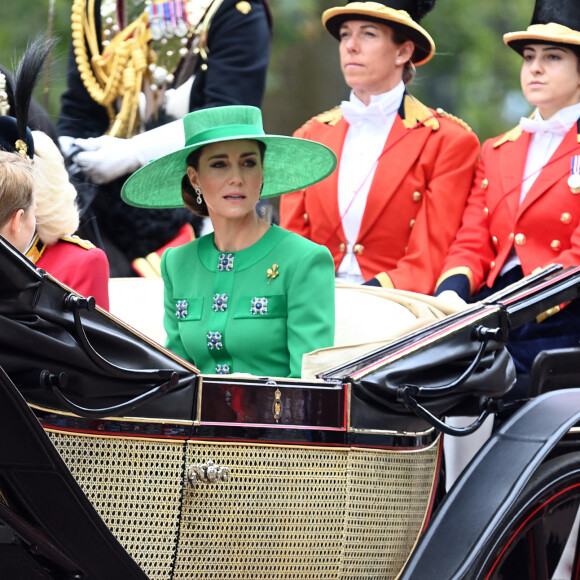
504 0 580 54
323 1 436 66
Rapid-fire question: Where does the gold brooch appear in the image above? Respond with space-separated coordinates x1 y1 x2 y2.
15 139 28 158
267 264 279 284
236 1 252 15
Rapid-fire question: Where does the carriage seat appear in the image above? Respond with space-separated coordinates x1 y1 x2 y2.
528 347 580 396
107 279 466 378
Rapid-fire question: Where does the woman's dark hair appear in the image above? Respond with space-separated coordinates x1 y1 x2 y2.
181 140 267 217
391 28 416 85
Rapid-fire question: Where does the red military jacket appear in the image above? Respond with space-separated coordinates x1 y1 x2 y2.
27 234 110 310
279 93 480 295
436 122 580 298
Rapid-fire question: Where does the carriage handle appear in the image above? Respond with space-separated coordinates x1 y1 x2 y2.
399 388 503 436
63 292 182 382
40 369 180 419
402 325 503 399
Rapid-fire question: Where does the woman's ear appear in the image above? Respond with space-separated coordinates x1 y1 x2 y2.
397 40 415 64
187 166 200 190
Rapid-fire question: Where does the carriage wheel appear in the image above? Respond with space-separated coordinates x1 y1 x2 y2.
475 452 580 579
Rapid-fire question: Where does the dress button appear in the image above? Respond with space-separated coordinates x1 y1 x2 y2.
484 207 489 216
409 219 415 229
515 233 526 245
551 240 562 252
482 178 488 189
492 236 498 245
353 244 364 255
303 213 309 224
509 233 514 241
561 212 572 224
413 191 422 202
339 243 346 252
490 261 495 269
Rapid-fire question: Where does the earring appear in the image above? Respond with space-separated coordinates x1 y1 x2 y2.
195 188 203 205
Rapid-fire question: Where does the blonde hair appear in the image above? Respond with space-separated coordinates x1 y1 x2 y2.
31 130 79 245
0 151 34 228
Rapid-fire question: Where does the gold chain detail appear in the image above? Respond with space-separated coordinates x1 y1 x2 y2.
71 0 151 137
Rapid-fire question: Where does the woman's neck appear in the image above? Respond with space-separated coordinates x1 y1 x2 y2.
211 211 270 253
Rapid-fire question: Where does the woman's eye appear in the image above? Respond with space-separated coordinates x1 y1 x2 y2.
243 159 257 167
210 161 226 168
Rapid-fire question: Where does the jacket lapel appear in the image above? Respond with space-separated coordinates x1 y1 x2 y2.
310 118 349 227
518 127 580 217
497 130 531 221
358 102 434 240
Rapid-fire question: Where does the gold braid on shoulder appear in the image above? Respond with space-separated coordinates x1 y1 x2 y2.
71 0 151 137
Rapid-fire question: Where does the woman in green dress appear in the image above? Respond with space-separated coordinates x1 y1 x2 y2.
122 105 337 377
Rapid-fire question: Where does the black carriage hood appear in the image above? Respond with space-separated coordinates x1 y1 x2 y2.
0 236 199 421
1 236 580 432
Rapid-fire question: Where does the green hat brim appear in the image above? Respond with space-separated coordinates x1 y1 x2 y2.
121 134 337 209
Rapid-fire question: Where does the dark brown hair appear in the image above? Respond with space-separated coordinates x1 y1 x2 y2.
391 28 416 85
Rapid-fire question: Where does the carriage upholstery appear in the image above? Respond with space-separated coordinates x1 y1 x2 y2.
107 278 465 378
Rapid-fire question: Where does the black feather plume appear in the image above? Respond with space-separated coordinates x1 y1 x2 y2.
13 36 55 146
416 0 436 21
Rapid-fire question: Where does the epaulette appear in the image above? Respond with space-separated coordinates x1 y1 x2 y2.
436 108 472 132
402 94 439 130
310 107 343 127
60 234 96 250
493 125 523 148
25 234 47 264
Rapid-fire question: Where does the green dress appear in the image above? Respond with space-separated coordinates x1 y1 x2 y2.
161 225 335 377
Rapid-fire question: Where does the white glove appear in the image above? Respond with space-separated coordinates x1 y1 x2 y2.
164 77 194 120
58 135 76 159
74 135 143 184
436 290 468 309
74 119 185 185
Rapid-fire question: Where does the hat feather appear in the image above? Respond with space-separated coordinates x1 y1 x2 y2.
415 0 436 22
13 36 54 147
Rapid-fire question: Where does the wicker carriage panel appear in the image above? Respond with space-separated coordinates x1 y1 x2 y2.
174 441 439 580
340 449 438 578
48 431 439 580
48 431 186 580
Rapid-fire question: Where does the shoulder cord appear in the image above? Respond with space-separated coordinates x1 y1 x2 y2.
71 0 150 137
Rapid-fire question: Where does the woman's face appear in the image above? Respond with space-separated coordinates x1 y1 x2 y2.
187 139 263 221
339 20 414 103
521 44 580 119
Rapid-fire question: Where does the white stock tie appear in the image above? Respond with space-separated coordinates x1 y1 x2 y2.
341 101 386 126
519 116 570 136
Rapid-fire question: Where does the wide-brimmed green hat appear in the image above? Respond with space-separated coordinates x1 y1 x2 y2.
121 105 337 209
322 1 436 66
